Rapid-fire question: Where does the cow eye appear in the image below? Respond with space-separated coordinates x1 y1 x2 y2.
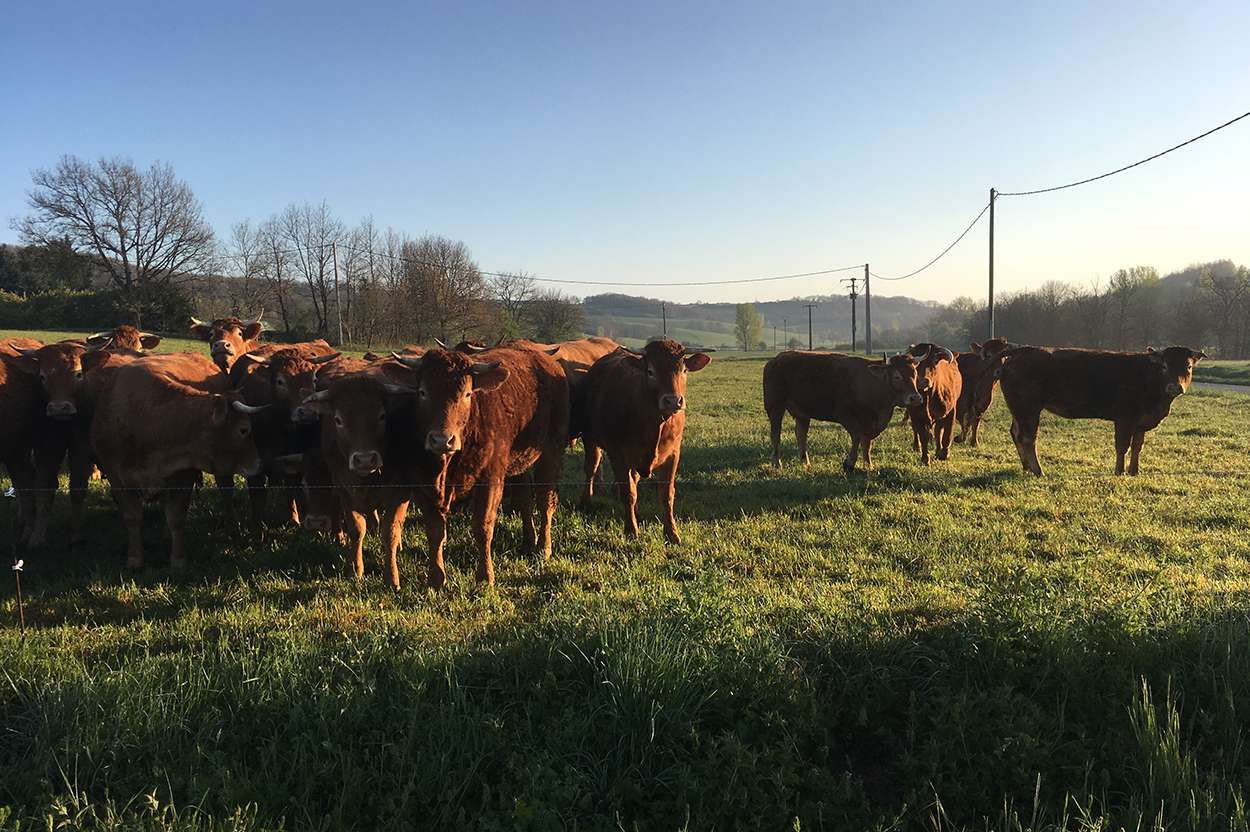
74 371 83 380
418 388 427 399
238 424 250 437
377 411 386 422
275 377 286 387
334 414 344 427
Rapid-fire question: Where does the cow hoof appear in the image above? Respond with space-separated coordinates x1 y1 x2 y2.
936 451 949 461
969 440 979 448
427 570 448 591
624 527 639 540
954 435 965 444
664 530 681 545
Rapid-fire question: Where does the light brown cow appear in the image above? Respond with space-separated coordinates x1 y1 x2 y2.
0 338 45 358
581 340 711 543
90 353 267 569
764 351 923 474
189 311 266 371
905 344 962 465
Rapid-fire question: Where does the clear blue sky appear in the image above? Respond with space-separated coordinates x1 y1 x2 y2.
3 0 1247 304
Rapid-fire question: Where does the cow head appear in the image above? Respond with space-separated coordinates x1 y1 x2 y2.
389 349 508 456
86 325 161 352
13 342 90 419
870 354 923 407
907 343 955 396
209 394 268 477
623 339 712 420
190 311 265 370
1146 346 1206 397
241 348 341 422
301 376 411 475
971 337 1012 360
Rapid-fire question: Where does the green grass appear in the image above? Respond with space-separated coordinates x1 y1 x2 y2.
1196 360 1250 385
2 339 1250 830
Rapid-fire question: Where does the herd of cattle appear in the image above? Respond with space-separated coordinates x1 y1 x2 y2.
0 312 1208 589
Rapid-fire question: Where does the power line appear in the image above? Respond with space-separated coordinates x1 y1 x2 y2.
870 200 991 282
998 109 1250 197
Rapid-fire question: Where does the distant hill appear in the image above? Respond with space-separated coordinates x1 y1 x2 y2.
581 292 941 349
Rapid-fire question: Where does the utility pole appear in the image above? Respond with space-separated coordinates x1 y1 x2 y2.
864 263 872 354
988 187 996 340
841 275 860 352
331 241 344 346
772 323 777 351
661 301 667 336
804 303 817 350
783 317 788 348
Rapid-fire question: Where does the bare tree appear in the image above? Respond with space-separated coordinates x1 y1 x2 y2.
15 155 214 324
489 270 537 339
281 201 343 339
400 235 487 343
530 289 584 342
222 220 269 316
259 216 297 333
342 217 387 347
1200 265 1248 357
1107 266 1158 350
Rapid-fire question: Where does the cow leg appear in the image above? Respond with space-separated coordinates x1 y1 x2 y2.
534 450 561 560
916 418 932 466
380 499 409 590
513 476 537 553
1010 415 1043 476
1128 430 1146 476
861 436 874 471
472 479 505 585
767 406 785 468
422 505 450 590
794 416 812 468
582 443 603 503
610 452 640 538
245 473 268 529
164 475 196 571
345 510 368 579
842 432 860 475
1113 422 1133 475
116 488 146 570
654 451 681 545
4 456 36 546
968 411 982 447
935 413 955 461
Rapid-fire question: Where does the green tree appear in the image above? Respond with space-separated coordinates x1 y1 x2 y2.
734 303 763 350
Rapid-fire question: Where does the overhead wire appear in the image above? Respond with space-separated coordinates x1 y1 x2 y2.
869 200 991 282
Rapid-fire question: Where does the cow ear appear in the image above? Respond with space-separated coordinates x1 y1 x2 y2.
242 321 264 341
470 364 509 392
81 350 111 374
1193 349 1207 362
684 353 711 372
11 350 40 374
867 364 889 379
191 323 213 340
140 334 162 350
970 341 982 352
211 394 230 425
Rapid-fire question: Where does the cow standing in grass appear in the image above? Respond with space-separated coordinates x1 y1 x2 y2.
764 351 924 474
581 340 711 543
90 353 266 569
906 344 962 465
954 337 1012 446
190 311 266 372
989 345 1206 476
389 347 569 588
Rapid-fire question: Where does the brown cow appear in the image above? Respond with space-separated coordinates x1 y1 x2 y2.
85 325 162 353
0 338 45 358
764 351 923 474
989 345 1206 476
0 354 41 542
953 337 1013 446
90 353 267 568
189 311 266 371
389 347 569 588
300 375 421 587
905 344 962 465
581 340 711 543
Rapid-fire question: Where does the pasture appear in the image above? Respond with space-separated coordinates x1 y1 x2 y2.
2 342 1250 831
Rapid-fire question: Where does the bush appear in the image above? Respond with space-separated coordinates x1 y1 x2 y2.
0 286 194 333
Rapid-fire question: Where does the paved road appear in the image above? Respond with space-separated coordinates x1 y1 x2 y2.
1194 381 1250 395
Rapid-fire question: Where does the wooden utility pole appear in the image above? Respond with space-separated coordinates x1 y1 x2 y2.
988 188 996 340
805 303 817 350
661 301 667 336
331 241 344 345
864 263 872 354
841 275 860 352
783 318 788 347
772 323 777 351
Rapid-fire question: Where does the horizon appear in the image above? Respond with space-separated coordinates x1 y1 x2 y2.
3 1 1248 306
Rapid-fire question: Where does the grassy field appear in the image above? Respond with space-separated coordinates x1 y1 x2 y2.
2 341 1250 830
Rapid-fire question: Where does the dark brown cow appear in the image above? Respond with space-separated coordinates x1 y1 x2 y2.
389 347 569 588
905 344 962 465
989 345 1205 476
0 354 41 542
300 375 421 587
764 351 923 473
581 340 711 543
91 353 266 568
189 311 266 371
953 337 1013 446
85 325 162 352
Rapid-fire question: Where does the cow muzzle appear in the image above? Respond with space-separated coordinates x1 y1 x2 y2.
658 394 684 417
425 431 460 455
904 392 923 407
211 340 234 356
349 450 383 475
46 401 77 419
1165 382 1182 396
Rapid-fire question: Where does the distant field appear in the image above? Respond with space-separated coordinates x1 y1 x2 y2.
2 340 1249 830
1196 359 1250 385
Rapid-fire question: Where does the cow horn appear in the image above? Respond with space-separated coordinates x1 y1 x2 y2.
303 389 332 403
392 352 425 369
543 346 561 355
939 347 954 362
239 353 270 368
190 316 207 328
84 337 114 353
909 343 933 362
309 352 341 364
14 346 38 357
462 342 491 353
248 308 264 325
433 338 449 349
231 400 269 414
469 361 502 375
86 331 110 343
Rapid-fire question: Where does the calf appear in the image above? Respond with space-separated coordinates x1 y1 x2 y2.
90 353 266 568
905 344 962 465
990 345 1205 476
189 310 266 371
389 347 569 588
581 340 711 543
764 351 923 474
954 337 1012 446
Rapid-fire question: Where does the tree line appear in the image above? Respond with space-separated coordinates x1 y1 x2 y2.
4 155 582 345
